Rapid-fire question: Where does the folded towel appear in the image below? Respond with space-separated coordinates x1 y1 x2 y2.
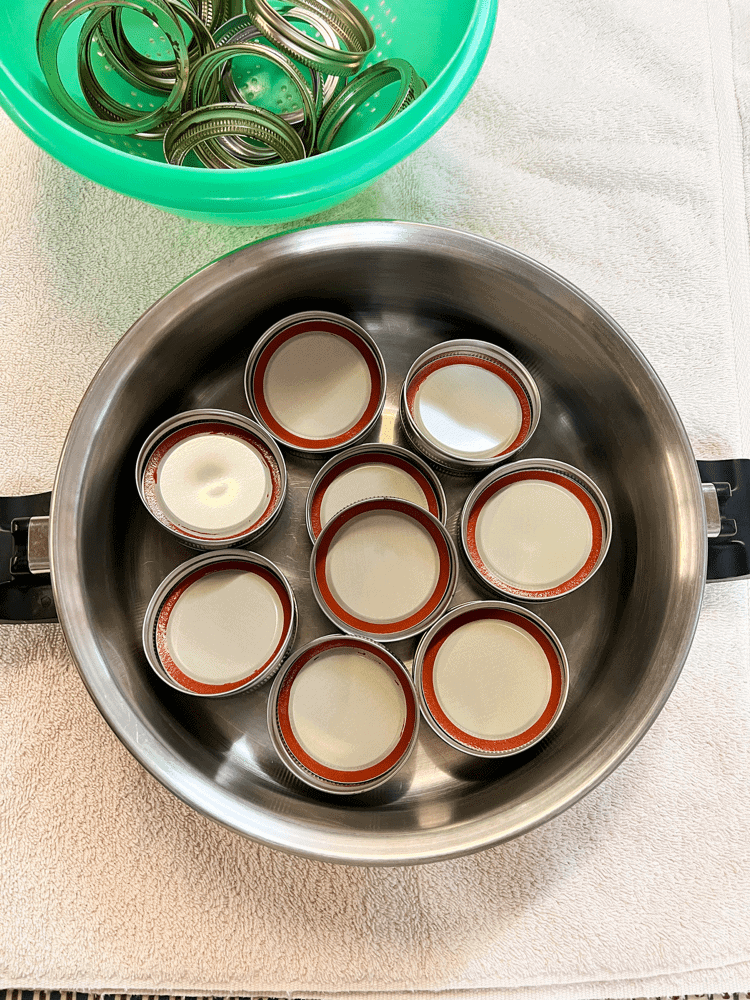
1 0 750 996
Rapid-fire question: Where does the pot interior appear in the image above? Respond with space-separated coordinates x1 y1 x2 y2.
51 222 705 864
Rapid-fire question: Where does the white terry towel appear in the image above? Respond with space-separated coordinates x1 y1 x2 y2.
1 0 750 997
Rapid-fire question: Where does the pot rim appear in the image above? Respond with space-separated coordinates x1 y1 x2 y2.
48 220 706 865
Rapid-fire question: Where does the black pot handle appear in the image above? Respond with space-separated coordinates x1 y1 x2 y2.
0 492 57 624
0 466 744 621
698 459 750 583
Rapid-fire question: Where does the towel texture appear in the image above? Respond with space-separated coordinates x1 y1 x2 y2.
1 0 750 997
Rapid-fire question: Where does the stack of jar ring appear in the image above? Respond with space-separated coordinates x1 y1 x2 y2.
36 0 428 166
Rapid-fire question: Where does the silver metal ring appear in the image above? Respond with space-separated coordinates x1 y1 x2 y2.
37 0 189 135
94 0 215 93
215 12 327 120
210 17 279 161
317 57 425 153
246 0 374 77
191 0 227 32
163 102 307 166
186 44 317 157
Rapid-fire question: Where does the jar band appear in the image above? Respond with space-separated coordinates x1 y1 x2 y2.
94 0 215 93
37 0 188 134
163 102 307 165
246 0 374 77
317 57 425 152
186 41 317 153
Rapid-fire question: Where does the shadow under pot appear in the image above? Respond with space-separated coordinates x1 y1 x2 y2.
400 339 540 473
136 408 287 549
460 458 612 601
244 311 387 457
267 634 419 794
413 601 569 756
142 550 297 696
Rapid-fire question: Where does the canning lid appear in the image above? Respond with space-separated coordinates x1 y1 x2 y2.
142 550 297 696
244 311 387 456
267 634 419 793
460 458 612 601
305 442 447 542
400 339 541 473
414 601 569 756
310 497 458 642
136 408 287 549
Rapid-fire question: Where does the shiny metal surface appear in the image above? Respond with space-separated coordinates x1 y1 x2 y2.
246 0 374 78
305 442 448 542
187 43 317 154
244 309 387 455
309 498 459 642
703 483 722 538
216 11 329 123
267 633 420 793
316 58 426 154
135 407 287 548
50 221 706 865
27 516 51 574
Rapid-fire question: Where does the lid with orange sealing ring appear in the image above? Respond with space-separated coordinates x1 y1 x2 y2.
136 408 287 550
305 441 447 542
414 600 569 757
460 458 612 601
245 311 387 457
267 633 419 793
400 339 541 474
142 549 297 697
310 497 458 642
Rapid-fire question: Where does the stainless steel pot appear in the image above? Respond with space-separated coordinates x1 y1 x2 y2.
1 221 747 865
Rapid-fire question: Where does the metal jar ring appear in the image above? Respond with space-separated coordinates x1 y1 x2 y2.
316 57 425 152
92 13 171 96
37 0 188 134
210 16 275 161
187 42 317 154
273 5 348 109
246 0 374 77
77 11 167 137
94 0 216 93
214 12 326 121
291 0 361 53
191 0 228 31
77 7 194 138
163 102 306 165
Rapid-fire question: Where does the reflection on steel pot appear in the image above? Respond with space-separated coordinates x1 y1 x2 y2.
1 222 749 865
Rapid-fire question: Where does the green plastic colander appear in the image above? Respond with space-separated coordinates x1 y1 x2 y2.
0 0 496 224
